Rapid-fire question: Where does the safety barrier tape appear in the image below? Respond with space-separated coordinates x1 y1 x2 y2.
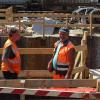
0 87 90 99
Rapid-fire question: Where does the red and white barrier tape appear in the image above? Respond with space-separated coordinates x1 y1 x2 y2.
0 87 90 99
0 87 100 99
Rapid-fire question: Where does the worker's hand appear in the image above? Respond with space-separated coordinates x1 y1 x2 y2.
47 60 53 72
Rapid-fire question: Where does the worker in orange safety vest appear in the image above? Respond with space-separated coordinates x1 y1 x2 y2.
48 27 76 79
1 28 21 79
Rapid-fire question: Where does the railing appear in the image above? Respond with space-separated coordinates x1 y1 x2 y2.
0 7 99 37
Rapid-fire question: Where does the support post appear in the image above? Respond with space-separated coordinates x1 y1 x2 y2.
90 14 92 36
96 79 100 92
80 31 89 79
42 17 45 38
6 6 13 22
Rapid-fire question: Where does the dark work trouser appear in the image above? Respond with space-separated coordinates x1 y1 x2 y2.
2 71 18 79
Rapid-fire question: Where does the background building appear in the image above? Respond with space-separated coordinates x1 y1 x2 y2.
0 0 99 12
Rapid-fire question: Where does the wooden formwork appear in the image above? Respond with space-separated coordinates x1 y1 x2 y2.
0 31 89 79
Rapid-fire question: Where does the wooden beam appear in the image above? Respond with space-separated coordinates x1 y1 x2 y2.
74 72 80 79
0 48 53 54
0 68 88 79
75 45 87 52
93 24 100 27
0 46 87 54
97 79 100 92
0 13 6 17
20 48 53 54
72 66 86 74
93 15 100 18
0 79 96 88
7 67 88 78
18 70 53 78
25 79 97 88
0 79 25 88
74 52 81 68
13 13 67 18
0 9 7 12
11 67 89 78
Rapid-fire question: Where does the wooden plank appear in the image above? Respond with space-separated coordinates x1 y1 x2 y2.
13 13 89 18
13 13 67 18
72 66 86 74
0 20 8 23
17 66 87 78
93 15 100 18
25 79 97 88
18 70 53 78
0 9 6 12
93 24 100 27
0 80 25 88
0 48 53 54
75 45 87 52
96 79 100 92
68 24 90 27
19 48 53 54
74 52 81 68
80 31 89 79
68 14 89 18
0 46 87 54
0 13 6 17
0 21 13 24
90 14 92 36
74 72 80 79
0 21 90 28
0 79 96 88
0 68 88 78
0 78 96 88
0 71 97 88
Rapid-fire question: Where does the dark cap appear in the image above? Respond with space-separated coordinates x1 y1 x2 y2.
59 27 69 33
8 28 19 36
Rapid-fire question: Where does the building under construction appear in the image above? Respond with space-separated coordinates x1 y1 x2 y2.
0 1 99 100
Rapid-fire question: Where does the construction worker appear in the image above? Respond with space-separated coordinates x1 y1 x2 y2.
48 27 76 79
1 28 21 79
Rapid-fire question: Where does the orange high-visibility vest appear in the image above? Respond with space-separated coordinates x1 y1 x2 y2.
53 41 74 79
1 39 21 73
57 41 74 66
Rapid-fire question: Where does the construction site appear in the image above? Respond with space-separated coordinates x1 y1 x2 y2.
0 0 100 100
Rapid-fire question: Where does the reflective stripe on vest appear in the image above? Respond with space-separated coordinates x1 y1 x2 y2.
56 67 68 71
57 62 69 66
